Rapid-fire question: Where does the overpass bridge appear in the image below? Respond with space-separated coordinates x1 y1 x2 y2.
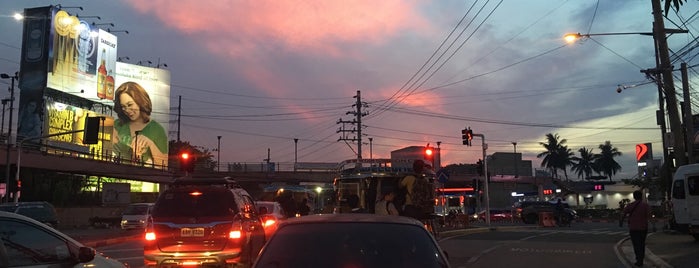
0 144 339 186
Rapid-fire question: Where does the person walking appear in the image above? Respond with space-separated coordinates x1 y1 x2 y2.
622 190 651 267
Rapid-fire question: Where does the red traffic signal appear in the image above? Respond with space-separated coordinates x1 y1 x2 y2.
179 152 195 173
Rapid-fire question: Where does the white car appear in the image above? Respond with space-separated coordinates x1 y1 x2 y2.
0 211 126 267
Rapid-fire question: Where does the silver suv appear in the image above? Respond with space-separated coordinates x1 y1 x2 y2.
144 177 266 267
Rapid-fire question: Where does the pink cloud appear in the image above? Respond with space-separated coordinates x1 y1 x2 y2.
126 0 433 57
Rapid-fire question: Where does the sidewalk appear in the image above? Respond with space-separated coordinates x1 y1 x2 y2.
617 233 671 268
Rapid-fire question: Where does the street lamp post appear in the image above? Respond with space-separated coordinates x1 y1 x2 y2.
512 142 518 178
1 72 17 203
217 136 221 172
1 98 10 136
294 138 298 172
564 25 689 167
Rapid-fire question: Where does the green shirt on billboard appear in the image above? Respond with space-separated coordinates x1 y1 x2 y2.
113 119 168 164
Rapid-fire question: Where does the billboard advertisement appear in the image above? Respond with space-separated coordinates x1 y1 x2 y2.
17 6 52 140
44 100 113 155
112 62 170 168
46 9 117 102
19 6 170 170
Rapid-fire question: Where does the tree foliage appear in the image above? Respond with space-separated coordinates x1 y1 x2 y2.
538 134 622 181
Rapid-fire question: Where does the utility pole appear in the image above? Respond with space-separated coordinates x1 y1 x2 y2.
177 95 181 142
681 63 694 164
652 0 687 167
2 72 17 203
337 90 367 169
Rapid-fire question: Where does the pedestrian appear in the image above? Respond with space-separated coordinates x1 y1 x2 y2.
347 194 366 213
621 190 651 267
375 190 399 215
297 198 311 216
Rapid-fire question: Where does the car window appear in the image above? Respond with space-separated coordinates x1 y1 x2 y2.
123 205 151 215
673 179 686 199
153 188 239 217
257 223 447 268
0 218 75 266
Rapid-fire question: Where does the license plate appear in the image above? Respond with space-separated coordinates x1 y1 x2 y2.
180 227 205 237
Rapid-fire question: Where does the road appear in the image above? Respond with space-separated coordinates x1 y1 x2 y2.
439 222 629 267
81 221 698 268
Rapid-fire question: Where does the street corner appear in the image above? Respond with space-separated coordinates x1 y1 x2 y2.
615 234 672 268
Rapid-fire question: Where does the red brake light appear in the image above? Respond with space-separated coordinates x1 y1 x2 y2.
145 231 156 241
229 230 242 239
263 219 276 227
190 191 203 196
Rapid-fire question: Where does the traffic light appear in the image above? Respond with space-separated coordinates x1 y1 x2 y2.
461 128 473 146
424 146 434 165
467 129 473 146
461 129 469 145
179 152 195 173
476 159 484 176
83 117 101 144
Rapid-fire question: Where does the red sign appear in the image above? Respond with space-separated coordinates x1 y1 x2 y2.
636 143 652 162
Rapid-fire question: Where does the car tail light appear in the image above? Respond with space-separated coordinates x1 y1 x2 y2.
145 231 156 241
229 222 243 239
263 219 276 227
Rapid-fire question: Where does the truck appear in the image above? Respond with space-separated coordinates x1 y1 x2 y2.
670 163 699 240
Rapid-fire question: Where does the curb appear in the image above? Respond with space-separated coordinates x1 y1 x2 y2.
616 232 672 268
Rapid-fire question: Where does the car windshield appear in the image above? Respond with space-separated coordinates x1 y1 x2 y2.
256 203 275 212
152 188 239 217
0 206 15 212
123 204 151 215
256 222 448 268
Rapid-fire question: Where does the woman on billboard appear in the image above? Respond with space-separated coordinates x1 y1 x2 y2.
112 81 168 167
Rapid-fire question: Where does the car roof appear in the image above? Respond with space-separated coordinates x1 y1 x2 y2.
0 211 82 244
278 214 423 227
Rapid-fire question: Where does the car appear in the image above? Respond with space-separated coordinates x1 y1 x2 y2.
0 210 127 267
253 214 451 268
475 209 514 222
144 177 266 267
120 202 154 230
255 201 287 238
0 201 59 228
516 201 577 224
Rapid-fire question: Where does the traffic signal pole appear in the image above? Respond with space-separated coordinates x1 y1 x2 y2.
472 133 491 228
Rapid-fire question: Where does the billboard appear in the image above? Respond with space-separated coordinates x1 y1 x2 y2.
46 9 117 102
112 62 170 167
44 100 113 155
19 6 170 170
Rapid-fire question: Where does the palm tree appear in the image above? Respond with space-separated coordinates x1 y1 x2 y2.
594 141 622 181
571 147 598 180
537 133 567 179
556 146 574 181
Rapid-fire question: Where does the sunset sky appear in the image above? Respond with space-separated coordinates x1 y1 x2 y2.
2 0 699 180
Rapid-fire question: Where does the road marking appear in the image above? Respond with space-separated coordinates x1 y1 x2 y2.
510 247 593 254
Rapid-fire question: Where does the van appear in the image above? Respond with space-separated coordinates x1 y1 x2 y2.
120 202 154 230
670 164 699 240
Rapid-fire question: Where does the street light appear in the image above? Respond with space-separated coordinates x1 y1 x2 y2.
293 138 298 172
1 72 17 203
563 26 689 167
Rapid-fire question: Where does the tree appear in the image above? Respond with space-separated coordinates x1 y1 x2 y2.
169 140 216 173
537 133 567 179
556 146 574 181
664 0 687 15
594 141 622 181
571 147 598 180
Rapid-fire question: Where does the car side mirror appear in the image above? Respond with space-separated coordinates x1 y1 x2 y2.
77 247 96 263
